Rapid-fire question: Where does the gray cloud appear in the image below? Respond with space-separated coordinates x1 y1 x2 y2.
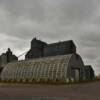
0 0 100 75
0 0 45 20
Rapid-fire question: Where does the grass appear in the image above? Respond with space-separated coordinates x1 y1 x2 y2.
0 78 98 85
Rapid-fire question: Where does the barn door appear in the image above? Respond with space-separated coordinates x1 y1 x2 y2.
74 69 80 81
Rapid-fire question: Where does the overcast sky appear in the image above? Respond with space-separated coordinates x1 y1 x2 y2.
0 0 100 75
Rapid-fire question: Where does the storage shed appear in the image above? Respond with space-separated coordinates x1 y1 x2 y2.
84 65 95 80
0 54 85 83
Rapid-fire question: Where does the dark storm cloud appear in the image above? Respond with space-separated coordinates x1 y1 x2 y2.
0 0 100 74
0 0 98 39
45 0 97 22
0 0 45 20
0 0 46 39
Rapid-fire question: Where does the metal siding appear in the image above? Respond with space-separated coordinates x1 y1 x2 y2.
0 55 72 83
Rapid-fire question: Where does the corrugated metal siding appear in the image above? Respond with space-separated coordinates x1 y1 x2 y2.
0 54 72 82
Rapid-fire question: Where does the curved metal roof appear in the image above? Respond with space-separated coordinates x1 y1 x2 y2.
0 54 73 82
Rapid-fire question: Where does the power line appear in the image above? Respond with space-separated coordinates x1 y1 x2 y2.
18 51 28 58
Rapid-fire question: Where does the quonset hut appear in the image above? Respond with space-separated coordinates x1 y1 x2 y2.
0 54 85 83
0 38 95 83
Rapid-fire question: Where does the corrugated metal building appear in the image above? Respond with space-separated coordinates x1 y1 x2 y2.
0 54 85 83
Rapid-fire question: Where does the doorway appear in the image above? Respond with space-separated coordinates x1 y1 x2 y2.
71 68 80 81
74 69 80 81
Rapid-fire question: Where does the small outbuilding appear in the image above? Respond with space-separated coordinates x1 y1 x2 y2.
84 65 95 80
0 48 18 67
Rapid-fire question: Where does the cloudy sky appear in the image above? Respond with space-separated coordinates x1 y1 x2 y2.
0 0 100 75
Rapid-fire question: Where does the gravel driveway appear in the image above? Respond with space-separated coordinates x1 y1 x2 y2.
0 81 100 100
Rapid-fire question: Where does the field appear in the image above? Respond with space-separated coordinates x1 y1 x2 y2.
0 81 100 100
